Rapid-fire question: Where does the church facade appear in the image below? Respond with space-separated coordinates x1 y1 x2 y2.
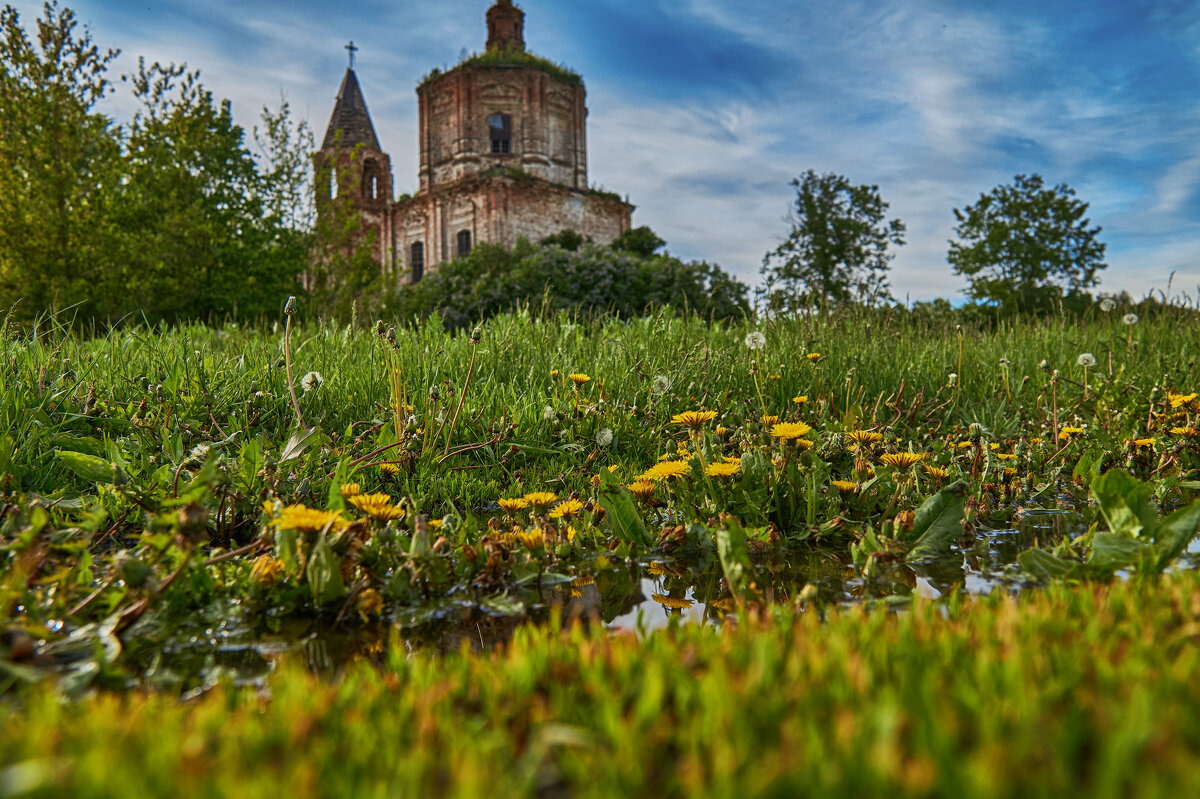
316 1 634 283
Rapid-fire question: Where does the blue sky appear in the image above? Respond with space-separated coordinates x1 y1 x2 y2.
14 0 1200 301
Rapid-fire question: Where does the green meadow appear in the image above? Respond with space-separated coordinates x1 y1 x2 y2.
3 301 1200 795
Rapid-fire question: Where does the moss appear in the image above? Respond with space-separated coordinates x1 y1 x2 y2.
421 47 582 87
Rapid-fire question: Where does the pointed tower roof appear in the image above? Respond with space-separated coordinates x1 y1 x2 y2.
322 68 381 150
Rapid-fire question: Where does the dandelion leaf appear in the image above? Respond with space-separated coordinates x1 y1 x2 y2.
1090 469 1157 539
55 450 116 484
715 519 750 599
902 480 967 561
597 486 651 547
1018 548 1078 581
1149 499 1200 573
280 426 320 463
1087 532 1147 576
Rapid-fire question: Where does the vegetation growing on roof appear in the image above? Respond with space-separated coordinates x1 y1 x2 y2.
422 47 582 87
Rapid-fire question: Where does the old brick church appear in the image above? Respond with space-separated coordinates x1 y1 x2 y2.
317 0 634 283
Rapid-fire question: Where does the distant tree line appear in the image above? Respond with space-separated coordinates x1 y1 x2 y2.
760 170 1109 317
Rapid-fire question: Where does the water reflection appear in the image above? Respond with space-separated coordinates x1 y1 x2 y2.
101 504 1108 689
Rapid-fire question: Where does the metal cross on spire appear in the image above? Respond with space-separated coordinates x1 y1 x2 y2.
345 40 358 70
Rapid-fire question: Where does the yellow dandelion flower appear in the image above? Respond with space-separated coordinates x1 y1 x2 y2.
549 499 585 519
769 373 782 380
523 491 559 509
709 597 737 613
793 439 815 451
340 482 362 497
1170 426 1200 438
831 480 860 493
1058 426 1085 440
988 443 1001 451
1169 392 1198 408
880 452 926 469
922 464 950 479
715 425 728 436
793 395 808 404
1131 438 1156 448
626 480 656 499
956 441 973 449
379 462 401 476
1030 438 1044 445
428 518 444 529
760 414 781 425
705 461 741 477
270 505 347 532
249 554 285 587
806 353 821 362
569 373 591 386
570 587 584 598
646 561 668 577
349 493 405 521
550 369 560 379
356 588 384 621
671 410 719 428
995 453 1016 461
498 497 529 513
638 460 691 482
517 529 547 549
771 421 813 440
652 593 694 609
846 430 883 446
573 574 595 586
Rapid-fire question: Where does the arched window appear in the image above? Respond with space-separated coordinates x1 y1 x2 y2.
489 113 511 154
330 170 338 199
457 230 472 258
411 242 424 283
363 161 380 200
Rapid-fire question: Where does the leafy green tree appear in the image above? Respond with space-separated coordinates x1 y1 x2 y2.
611 226 665 258
0 1 122 319
761 170 905 311
948 173 1106 313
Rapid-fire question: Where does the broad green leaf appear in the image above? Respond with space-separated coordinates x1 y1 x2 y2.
55 450 115 484
715 519 750 599
902 481 967 561
597 487 651 547
1073 447 1105 485
280 427 319 463
1087 531 1146 575
1091 469 1157 539
1150 499 1200 573
1018 548 1077 581
305 532 344 605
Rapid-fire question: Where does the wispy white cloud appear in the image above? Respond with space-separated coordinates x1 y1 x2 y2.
7 0 1200 302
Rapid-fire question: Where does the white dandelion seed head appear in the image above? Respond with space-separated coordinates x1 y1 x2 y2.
1099 298 1116 313
744 331 766 351
300 371 323 393
1123 313 1139 325
1077 353 1097 368
948 373 958 386
542 405 557 422
595 428 614 447
651 375 672 395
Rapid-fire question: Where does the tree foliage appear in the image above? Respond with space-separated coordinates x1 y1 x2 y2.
761 170 905 311
382 233 750 330
0 2 310 324
948 173 1106 313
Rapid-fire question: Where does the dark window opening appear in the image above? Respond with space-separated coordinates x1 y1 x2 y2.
489 113 511 154
457 230 472 258
411 241 424 283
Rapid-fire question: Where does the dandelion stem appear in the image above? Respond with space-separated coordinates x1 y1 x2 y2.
283 311 306 430
444 340 478 455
